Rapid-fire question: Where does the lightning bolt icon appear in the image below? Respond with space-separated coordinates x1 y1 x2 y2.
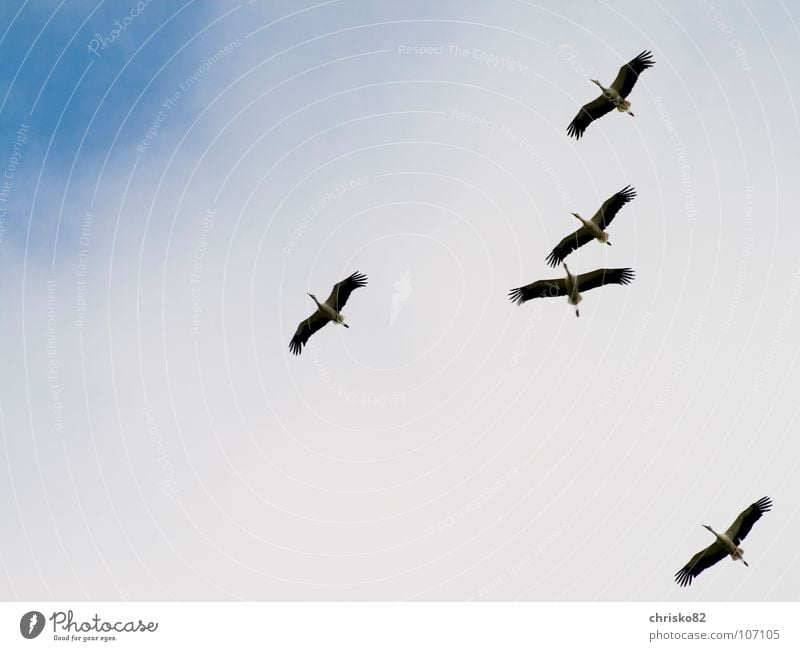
28 613 37 634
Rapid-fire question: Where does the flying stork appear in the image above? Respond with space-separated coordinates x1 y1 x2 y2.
567 50 655 139
675 496 772 587
289 271 368 355
509 264 634 317
546 185 636 267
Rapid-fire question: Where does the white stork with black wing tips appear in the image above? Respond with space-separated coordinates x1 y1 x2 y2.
546 185 636 267
567 50 655 139
509 264 634 317
675 496 772 587
289 272 368 355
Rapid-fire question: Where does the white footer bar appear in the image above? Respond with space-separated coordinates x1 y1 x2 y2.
1 603 796 650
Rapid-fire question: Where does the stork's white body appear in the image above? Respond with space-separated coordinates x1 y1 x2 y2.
593 80 633 115
573 213 609 243
704 525 747 565
310 294 347 326
564 265 582 316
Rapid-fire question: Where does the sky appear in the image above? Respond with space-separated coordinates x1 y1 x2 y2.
0 0 799 601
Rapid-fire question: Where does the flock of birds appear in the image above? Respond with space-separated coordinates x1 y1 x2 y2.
287 50 773 588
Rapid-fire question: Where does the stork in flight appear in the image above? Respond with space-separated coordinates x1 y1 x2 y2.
567 50 655 139
546 185 636 267
289 272 368 355
675 496 772 587
509 264 634 317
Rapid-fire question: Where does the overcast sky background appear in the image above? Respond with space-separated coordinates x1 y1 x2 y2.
0 0 798 601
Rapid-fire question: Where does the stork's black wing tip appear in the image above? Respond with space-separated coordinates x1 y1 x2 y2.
635 50 656 67
348 271 368 286
674 569 692 587
508 287 526 305
754 496 772 512
566 122 584 140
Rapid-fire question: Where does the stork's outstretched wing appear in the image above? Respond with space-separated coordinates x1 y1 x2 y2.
567 95 615 140
674 542 728 587
289 310 329 355
575 267 635 293
508 277 568 305
545 228 595 267
609 50 655 97
725 496 772 546
324 271 368 311
591 185 636 229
